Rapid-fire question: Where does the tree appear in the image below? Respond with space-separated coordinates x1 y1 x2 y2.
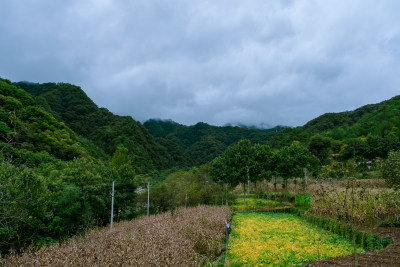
111 145 131 169
210 156 231 184
225 140 255 186
308 134 331 165
275 141 319 179
0 163 51 253
379 150 400 190
275 141 320 193
340 138 368 160
253 144 274 181
210 140 255 210
253 144 274 195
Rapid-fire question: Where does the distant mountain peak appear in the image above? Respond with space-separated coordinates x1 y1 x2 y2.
224 122 274 130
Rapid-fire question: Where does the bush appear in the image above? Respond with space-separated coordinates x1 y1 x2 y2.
295 193 311 209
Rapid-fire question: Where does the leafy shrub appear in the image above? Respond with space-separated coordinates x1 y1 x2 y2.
295 193 311 209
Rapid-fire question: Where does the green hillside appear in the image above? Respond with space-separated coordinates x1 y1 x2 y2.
269 95 400 162
0 78 91 163
17 81 189 172
0 78 140 253
144 119 285 165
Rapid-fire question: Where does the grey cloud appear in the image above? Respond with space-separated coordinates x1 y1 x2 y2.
1 0 400 127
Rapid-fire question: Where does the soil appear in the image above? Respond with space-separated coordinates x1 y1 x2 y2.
303 227 400 267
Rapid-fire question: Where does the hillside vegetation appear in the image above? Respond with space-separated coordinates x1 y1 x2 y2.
269 96 400 163
144 119 285 165
0 78 224 254
0 78 89 162
17 82 189 172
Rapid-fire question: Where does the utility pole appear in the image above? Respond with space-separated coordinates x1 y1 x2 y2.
110 180 115 231
185 192 188 208
147 182 150 216
225 184 229 241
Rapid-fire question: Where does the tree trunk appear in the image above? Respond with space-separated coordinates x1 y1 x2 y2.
243 182 246 211
255 181 258 211
284 179 287 202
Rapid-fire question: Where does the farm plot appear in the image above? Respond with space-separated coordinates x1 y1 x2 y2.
0 206 225 266
227 212 361 266
230 197 291 212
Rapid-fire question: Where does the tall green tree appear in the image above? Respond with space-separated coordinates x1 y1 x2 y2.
224 140 255 187
253 143 274 182
308 134 331 165
380 150 400 190
275 141 319 188
111 145 131 169
210 156 231 184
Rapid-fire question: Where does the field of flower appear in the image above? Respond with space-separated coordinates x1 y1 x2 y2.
227 212 362 266
230 197 291 212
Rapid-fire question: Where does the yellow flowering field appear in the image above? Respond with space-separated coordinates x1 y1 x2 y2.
231 198 291 212
227 212 362 266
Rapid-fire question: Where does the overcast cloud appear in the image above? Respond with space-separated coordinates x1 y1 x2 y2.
1 0 400 127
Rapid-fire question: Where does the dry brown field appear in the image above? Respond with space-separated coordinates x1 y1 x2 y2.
0 206 226 267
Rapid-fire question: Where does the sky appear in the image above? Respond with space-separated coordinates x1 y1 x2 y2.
1 0 400 127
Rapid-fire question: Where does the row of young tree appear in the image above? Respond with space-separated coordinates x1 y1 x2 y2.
210 137 400 189
210 140 320 193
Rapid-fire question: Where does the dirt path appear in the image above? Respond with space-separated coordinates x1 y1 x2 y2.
303 227 400 267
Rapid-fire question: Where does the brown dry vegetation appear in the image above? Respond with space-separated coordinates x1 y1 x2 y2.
244 178 399 226
0 206 226 267
307 179 400 226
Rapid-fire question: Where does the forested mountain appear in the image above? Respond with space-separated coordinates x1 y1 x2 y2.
0 78 93 164
0 78 140 253
17 81 189 172
10 78 400 169
144 119 285 165
269 95 400 162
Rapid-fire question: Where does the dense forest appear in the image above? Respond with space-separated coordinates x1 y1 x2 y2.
144 119 286 165
269 95 400 165
17 81 189 172
16 81 288 168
